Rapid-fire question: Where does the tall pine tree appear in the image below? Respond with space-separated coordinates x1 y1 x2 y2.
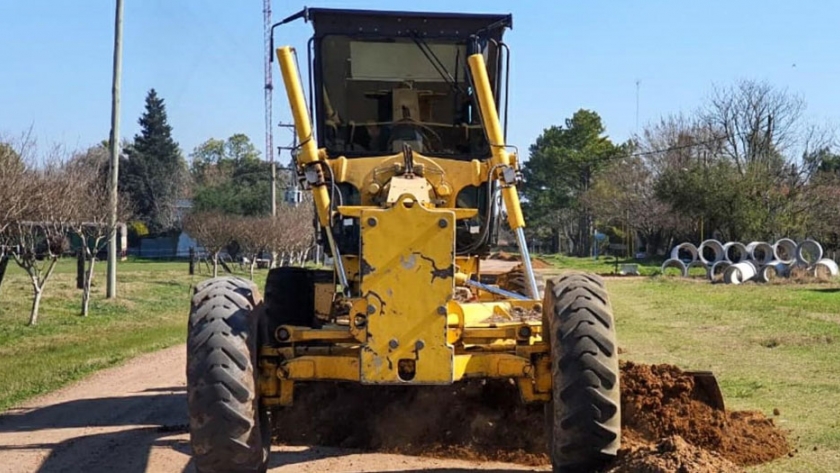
120 89 187 234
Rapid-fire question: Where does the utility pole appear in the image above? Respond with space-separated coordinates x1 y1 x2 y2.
264 0 276 216
635 79 641 133
107 0 124 299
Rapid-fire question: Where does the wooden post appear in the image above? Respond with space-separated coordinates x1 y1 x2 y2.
189 247 195 276
76 249 85 290
0 255 9 292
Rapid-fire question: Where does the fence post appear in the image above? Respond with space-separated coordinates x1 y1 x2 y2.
189 246 195 276
76 249 85 290
0 255 9 293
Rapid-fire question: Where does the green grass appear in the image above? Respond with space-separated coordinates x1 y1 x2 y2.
598 276 840 472
0 257 267 411
539 253 664 276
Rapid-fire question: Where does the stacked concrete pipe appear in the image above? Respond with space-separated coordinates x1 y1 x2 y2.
665 238 837 284
756 260 790 283
723 261 757 285
708 260 732 282
699 239 725 265
661 258 688 277
723 242 748 264
773 238 797 264
746 242 774 265
796 239 823 266
814 258 839 278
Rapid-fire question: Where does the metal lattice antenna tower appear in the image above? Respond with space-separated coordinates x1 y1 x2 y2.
263 0 276 216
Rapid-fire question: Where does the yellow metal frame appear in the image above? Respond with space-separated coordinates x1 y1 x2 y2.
268 46 551 407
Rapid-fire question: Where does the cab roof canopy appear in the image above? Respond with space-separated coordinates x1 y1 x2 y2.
282 7 512 40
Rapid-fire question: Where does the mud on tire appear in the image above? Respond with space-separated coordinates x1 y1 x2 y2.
187 277 269 473
497 263 546 299
543 272 620 472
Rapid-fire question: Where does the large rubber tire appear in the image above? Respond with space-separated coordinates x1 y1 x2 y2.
543 272 620 473
187 277 269 473
497 263 546 299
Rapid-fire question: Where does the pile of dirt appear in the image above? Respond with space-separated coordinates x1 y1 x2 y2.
531 258 552 269
619 361 789 466
487 251 552 269
607 436 741 473
271 362 789 471
272 379 548 465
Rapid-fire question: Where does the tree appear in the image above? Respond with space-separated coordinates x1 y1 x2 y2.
520 110 624 255
65 147 133 316
190 134 275 216
701 80 805 175
235 216 273 280
647 83 831 242
120 89 187 234
0 135 33 292
582 155 688 256
182 212 234 277
7 157 76 325
271 203 316 266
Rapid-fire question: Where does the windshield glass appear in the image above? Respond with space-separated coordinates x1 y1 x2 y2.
317 35 491 158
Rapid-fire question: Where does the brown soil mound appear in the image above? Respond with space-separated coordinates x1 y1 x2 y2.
488 251 551 269
272 379 548 465
271 362 789 471
531 258 551 269
620 361 789 466
608 436 741 473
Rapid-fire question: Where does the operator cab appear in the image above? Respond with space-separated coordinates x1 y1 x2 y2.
292 8 512 159
274 8 512 256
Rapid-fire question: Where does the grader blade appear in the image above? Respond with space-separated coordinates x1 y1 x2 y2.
685 370 725 411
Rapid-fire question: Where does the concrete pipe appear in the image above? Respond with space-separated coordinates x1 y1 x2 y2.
772 238 797 264
661 258 688 277
686 261 708 278
723 261 757 285
813 258 839 279
788 262 812 279
723 242 748 263
708 260 731 282
796 239 823 266
670 243 698 264
757 261 789 283
745 241 774 265
698 239 725 265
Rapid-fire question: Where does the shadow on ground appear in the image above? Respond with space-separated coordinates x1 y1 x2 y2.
0 389 535 472
0 389 352 472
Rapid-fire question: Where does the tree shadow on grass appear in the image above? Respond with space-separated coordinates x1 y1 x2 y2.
808 287 840 293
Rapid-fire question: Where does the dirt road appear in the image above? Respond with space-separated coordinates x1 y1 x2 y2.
0 345 545 473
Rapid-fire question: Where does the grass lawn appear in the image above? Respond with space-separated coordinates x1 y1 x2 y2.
538 253 664 276
0 257 267 411
595 275 840 472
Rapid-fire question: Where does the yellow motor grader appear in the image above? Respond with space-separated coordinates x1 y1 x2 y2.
185 7 713 473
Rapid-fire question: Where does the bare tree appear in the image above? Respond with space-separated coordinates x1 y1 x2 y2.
701 80 805 175
271 203 315 266
582 157 690 255
64 148 133 316
235 216 277 280
0 135 33 291
183 211 234 277
8 155 76 325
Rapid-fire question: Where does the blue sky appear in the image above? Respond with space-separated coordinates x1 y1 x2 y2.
2 1 838 162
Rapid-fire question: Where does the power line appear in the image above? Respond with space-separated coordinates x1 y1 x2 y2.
628 134 727 158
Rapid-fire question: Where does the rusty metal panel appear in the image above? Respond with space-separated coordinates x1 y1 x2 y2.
359 199 455 383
